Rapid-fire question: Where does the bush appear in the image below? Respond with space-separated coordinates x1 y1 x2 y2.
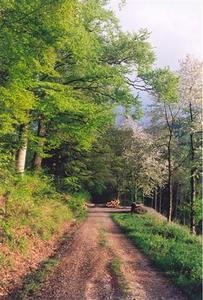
65 191 90 221
112 212 202 299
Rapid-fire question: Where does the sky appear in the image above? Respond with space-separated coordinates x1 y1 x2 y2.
110 0 203 125
110 0 203 70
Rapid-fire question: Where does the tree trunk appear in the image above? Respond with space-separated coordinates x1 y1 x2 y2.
33 116 46 171
189 102 196 234
154 189 157 211
190 169 196 234
16 124 28 174
134 184 138 202
167 134 173 222
174 183 179 220
164 104 173 222
189 101 196 234
158 189 162 213
151 195 153 208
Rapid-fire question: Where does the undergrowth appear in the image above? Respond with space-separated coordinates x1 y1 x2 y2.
112 212 202 300
0 170 88 272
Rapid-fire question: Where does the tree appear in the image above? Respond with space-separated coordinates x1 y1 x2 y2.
144 67 179 221
124 122 167 200
0 0 76 172
178 55 202 233
3 0 158 175
149 101 181 221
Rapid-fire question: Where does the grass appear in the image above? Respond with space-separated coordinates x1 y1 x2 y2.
0 173 88 251
0 171 88 293
110 257 130 297
98 225 130 297
0 174 73 250
98 227 109 247
16 257 59 300
112 212 202 300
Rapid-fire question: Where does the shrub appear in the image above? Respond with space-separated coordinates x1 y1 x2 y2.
65 191 90 221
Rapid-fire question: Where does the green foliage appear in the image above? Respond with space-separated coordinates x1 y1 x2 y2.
112 212 202 299
0 0 172 177
0 173 87 258
83 125 166 202
141 67 179 103
65 192 89 221
0 172 88 293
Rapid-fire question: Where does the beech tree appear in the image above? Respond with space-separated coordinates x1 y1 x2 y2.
0 0 158 174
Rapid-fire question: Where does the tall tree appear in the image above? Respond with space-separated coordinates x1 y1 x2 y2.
178 56 202 233
144 68 179 221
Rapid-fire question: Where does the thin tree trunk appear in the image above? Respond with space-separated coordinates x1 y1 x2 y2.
151 194 154 208
154 188 157 211
167 133 173 222
189 101 196 234
134 184 138 202
159 188 162 213
174 183 179 220
183 213 185 225
190 168 196 234
164 104 173 222
16 124 28 174
33 116 46 171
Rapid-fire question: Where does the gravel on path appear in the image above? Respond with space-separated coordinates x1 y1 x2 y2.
6 207 189 300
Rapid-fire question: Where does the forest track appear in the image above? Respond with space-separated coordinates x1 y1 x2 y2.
6 207 189 300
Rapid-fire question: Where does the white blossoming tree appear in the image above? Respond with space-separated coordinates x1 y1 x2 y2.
178 55 202 233
123 121 167 200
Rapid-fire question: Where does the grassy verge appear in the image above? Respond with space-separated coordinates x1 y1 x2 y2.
0 174 87 251
0 172 88 294
112 212 202 300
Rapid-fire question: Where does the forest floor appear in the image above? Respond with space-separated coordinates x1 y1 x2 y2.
5 207 189 300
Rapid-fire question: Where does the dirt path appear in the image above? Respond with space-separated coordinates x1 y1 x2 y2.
10 207 189 300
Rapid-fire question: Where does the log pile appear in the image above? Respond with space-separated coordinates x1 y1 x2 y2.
106 199 120 208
